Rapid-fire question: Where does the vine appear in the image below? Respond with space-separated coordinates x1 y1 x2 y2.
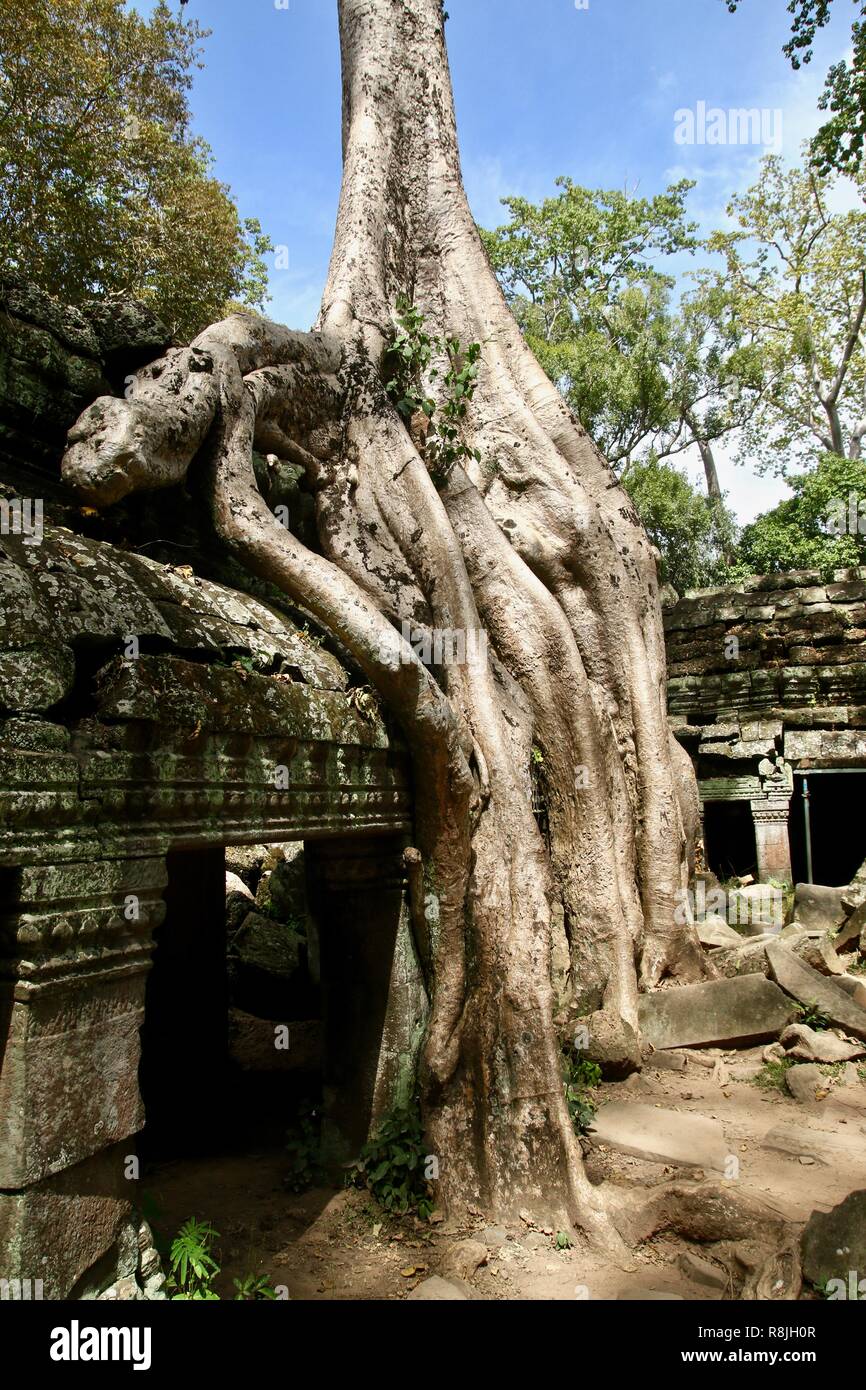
383 296 482 486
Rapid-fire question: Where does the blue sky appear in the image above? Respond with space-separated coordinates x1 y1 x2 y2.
144 0 855 522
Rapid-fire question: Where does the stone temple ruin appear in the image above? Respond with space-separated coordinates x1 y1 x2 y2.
666 574 866 892
0 281 427 1297
1 279 865 1302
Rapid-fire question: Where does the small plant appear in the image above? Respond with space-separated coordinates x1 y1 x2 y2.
285 1100 325 1193
555 1230 573 1250
165 1218 281 1300
562 1047 601 1133
166 1218 221 1300
794 999 831 1031
752 1058 794 1092
233 1274 279 1301
348 1102 434 1219
383 297 482 487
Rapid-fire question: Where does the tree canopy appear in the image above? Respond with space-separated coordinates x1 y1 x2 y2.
480 177 762 502
725 0 866 178
709 155 866 472
0 0 271 340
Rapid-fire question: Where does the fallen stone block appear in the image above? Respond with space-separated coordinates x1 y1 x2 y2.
793 883 849 933
760 1124 833 1165
794 932 849 977
801 1191 866 1288
646 1049 688 1072
439 1240 488 1282
587 1102 729 1173
765 942 866 1041
697 915 745 949
836 974 866 1009
785 1063 828 1104
729 885 785 933
639 975 796 1049
228 1010 321 1072
779 1023 865 1064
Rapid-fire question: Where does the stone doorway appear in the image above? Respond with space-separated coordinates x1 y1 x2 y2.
790 772 866 886
703 799 758 881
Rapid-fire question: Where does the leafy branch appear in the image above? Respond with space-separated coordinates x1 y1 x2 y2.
384 296 482 486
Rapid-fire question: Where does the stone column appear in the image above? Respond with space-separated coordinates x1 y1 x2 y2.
305 835 428 1162
750 797 793 884
0 856 165 1297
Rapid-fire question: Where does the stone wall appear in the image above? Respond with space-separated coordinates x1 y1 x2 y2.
666 569 866 885
0 281 425 1298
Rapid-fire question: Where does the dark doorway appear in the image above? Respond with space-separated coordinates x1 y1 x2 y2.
790 772 866 886
138 842 326 1168
703 800 757 881
138 846 228 1158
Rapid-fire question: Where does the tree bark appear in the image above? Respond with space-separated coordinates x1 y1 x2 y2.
61 0 706 1247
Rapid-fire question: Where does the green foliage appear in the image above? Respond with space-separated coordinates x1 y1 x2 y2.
725 0 866 179
708 158 866 472
384 298 482 485
739 453 866 578
555 1230 573 1250
480 176 763 494
794 1000 832 1032
165 1216 280 1300
285 1100 325 1194
166 1218 221 1300
0 0 272 340
752 1058 795 1091
620 456 741 594
233 1274 279 1301
561 1048 601 1133
348 1103 434 1218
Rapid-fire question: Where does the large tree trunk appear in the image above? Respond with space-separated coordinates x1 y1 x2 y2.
61 0 706 1250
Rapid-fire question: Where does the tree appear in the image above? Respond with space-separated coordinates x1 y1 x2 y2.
709 156 866 470
621 456 740 595
481 178 761 502
0 0 271 340
60 0 709 1248
739 450 866 575
725 0 866 178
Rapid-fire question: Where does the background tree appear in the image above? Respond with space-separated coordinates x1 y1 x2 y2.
725 0 866 178
622 456 741 594
481 178 761 506
0 0 271 340
60 0 711 1248
739 450 866 575
709 155 866 471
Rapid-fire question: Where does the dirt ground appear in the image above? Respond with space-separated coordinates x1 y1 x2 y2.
144 1051 866 1301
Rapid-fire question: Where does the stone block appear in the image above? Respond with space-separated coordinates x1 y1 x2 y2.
588 1102 728 1173
766 942 866 1041
639 975 796 1049
0 1143 133 1299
